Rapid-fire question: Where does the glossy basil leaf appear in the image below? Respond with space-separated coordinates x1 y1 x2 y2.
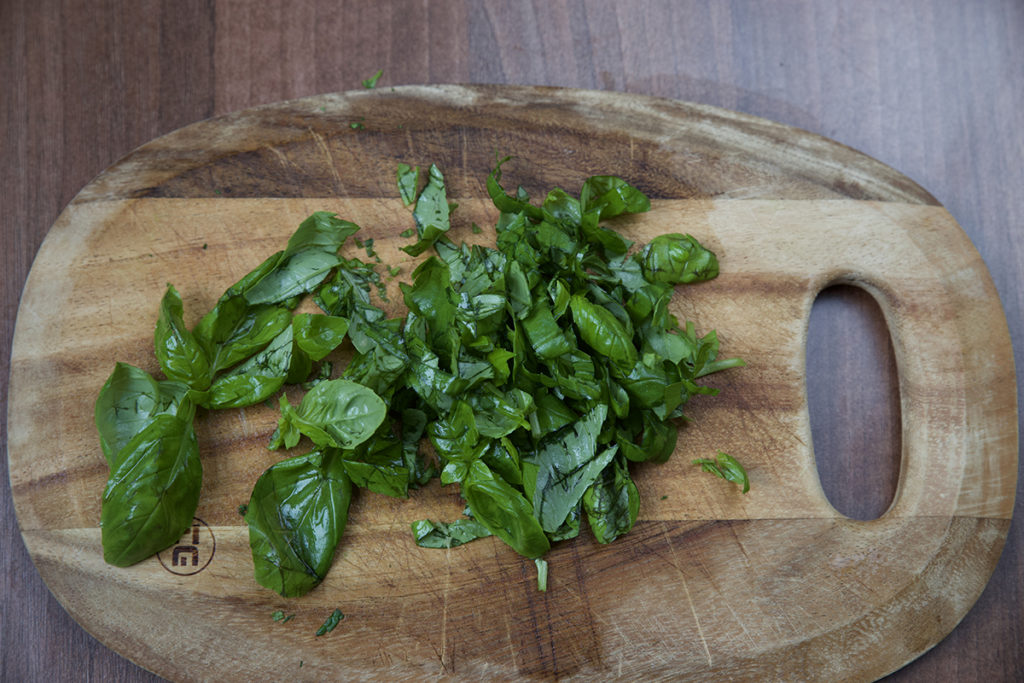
101 413 202 567
400 408 435 486
244 248 342 306
154 284 211 389
641 233 719 285
570 295 637 369
341 427 410 498
292 313 349 362
487 156 542 220
427 399 479 463
411 518 493 549
522 301 572 359
205 326 294 409
95 363 164 465
276 378 387 450
693 452 750 493
403 164 451 256
284 211 360 256
463 460 550 559
579 175 650 219
529 405 617 533
396 163 420 206
194 296 293 375
583 455 640 543
245 449 353 597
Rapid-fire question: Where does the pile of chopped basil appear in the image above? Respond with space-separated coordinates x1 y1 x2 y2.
95 158 745 598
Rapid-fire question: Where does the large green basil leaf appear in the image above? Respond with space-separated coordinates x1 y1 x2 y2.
154 284 211 389
276 378 386 450
463 460 549 559
95 363 164 465
244 449 352 597
101 413 202 567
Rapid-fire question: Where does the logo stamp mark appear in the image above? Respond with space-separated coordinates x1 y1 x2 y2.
157 517 215 576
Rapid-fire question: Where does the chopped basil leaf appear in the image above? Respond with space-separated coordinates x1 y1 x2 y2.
316 608 345 636
693 452 750 493
361 68 383 89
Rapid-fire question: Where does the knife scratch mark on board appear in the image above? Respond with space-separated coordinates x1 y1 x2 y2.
661 521 713 668
309 128 344 194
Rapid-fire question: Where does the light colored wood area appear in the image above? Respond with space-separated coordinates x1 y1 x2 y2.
7 87 1017 681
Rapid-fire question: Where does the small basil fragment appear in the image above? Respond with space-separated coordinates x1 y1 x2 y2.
693 452 751 493
316 608 345 636
411 518 493 549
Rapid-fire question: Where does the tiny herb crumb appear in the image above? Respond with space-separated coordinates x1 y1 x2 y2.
315 608 344 636
470 222 483 234
388 265 401 276
350 122 365 130
362 68 383 89
202 243 208 250
238 503 248 516
399 228 415 238
660 495 668 500
272 610 295 623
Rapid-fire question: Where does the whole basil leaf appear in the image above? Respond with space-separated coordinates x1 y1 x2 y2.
276 378 386 450
463 460 550 559
95 363 164 465
284 211 360 256
244 449 353 597
101 413 202 567
154 284 211 389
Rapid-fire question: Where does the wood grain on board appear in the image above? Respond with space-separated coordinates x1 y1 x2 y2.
7 87 1017 681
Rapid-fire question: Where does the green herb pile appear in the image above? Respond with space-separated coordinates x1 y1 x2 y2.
95 159 745 598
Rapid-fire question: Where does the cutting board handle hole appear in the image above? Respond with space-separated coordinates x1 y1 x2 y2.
806 284 901 520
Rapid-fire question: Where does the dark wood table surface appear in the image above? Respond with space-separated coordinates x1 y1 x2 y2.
3 2 1021 680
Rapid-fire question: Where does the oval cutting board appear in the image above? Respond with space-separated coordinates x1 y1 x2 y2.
7 86 1017 681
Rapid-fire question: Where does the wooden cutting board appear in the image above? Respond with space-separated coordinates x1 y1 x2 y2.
7 85 1017 682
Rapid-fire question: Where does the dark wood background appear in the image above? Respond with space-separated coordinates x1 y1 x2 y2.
2 1 1020 680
